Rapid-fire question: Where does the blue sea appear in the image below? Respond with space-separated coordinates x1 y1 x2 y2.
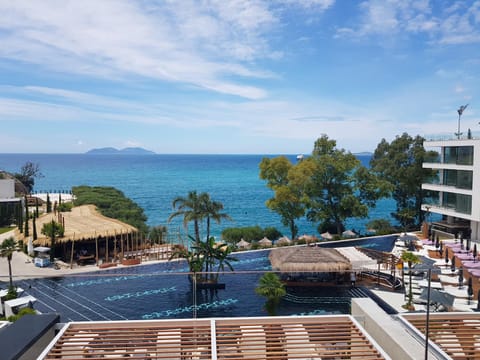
0 153 396 237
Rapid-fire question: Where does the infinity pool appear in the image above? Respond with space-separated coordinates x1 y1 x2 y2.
20 235 396 322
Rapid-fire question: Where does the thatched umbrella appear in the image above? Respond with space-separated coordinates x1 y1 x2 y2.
342 230 356 238
298 234 317 244
236 238 250 249
321 232 333 240
269 247 351 273
258 237 272 248
276 236 292 246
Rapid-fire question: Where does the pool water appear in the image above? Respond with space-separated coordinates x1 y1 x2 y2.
20 235 396 322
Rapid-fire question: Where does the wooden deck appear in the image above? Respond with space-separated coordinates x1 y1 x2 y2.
39 316 388 359
403 313 480 360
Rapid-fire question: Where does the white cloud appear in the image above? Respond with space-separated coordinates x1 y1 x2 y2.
335 1 480 45
0 0 288 99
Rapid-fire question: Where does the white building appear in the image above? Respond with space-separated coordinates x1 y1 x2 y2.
422 137 480 239
0 179 15 199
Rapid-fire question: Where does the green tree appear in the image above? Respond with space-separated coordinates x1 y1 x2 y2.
14 162 42 193
370 133 438 229
255 272 286 316
193 237 236 282
41 220 64 262
0 237 19 288
149 225 167 244
305 135 391 234
168 191 206 245
366 219 395 235
46 193 52 213
201 193 232 243
32 215 38 240
24 196 29 237
259 156 313 240
401 251 421 308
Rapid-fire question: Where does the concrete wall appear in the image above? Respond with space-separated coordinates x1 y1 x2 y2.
0 179 15 198
352 298 443 360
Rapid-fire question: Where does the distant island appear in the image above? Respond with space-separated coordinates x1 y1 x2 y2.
86 147 156 155
353 152 373 156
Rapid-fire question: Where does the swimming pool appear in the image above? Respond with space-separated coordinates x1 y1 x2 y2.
20 235 396 322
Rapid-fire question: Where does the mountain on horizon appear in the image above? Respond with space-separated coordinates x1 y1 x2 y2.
86 147 155 155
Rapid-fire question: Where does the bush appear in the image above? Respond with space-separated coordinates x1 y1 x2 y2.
73 186 148 235
6 307 37 322
222 226 283 245
366 218 395 235
57 202 73 212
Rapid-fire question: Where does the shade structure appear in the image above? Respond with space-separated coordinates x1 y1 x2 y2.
269 246 351 273
398 233 418 242
342 229 356 238
298 234 317 243
258 237 272 247
419 288 455 308
320 232 333 240
412 256 441 274
33 204 137 246
236 238 250 249
276 236 292 246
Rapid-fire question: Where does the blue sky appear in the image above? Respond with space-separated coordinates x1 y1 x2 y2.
0 0 479 154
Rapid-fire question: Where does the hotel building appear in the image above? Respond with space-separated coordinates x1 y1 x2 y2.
422 137 480 240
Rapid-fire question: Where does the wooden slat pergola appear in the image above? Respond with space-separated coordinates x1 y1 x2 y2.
39 316 389 359
402 313 480 360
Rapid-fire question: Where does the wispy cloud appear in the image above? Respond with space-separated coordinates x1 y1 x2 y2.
335 1 480 45
0 0 333 100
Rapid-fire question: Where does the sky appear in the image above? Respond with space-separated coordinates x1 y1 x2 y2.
0 0 479 154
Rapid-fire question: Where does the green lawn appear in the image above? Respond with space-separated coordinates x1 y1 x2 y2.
0 227 14 235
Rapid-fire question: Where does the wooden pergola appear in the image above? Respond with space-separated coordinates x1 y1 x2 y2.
39 316 389 359
402 313 480 360
31 205 143 267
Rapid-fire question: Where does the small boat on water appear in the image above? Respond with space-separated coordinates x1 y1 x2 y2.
296 154 304 161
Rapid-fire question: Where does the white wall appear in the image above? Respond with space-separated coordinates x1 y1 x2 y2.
0 179 15 198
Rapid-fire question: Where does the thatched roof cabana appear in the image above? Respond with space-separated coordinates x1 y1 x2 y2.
269 246 351 273
236 238 250 249
258 237 272 247
276 236 292 246
33 204 137 246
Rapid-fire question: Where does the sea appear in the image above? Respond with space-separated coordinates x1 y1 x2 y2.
0 153 396 238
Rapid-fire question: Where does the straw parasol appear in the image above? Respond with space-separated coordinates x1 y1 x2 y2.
342 230 356 238
321 232 333 240
298 234 317 243
236 238 250 249
258 237 272 247
276 236 292 246
269 247 351 273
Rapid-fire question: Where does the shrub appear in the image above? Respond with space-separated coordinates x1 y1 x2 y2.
57 202 73 212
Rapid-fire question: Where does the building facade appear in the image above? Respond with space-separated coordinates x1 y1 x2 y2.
422 138 480 239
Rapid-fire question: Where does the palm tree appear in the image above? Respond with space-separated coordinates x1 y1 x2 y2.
168 191 206 245
255 272 286 315
400 251 421 308
200 193 232 243
0 237 19 289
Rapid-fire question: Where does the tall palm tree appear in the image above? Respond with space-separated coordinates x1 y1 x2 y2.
255 272 286 315
200 193 232 243
0 237 19 288
168 191 206 245
400 251 421 308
